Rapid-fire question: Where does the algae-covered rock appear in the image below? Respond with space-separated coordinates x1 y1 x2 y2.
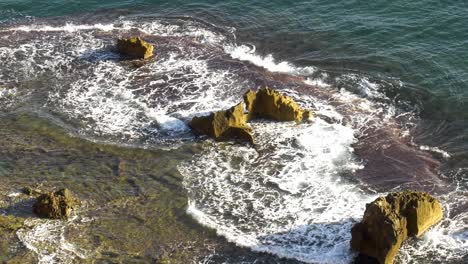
117 37 154 59
243 88 313 122
33 188 80 219
189 103 254 144
0 215 24 232
0 215 35 263
350 190 443 264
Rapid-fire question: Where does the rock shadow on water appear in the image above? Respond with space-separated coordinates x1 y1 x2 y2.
213 219 362 264
203 244 308 264
0 196 37 219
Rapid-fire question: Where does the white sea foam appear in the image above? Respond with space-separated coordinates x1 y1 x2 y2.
17 217 88 264
225 44 316 75
10 23 118 33
136 21 227 44
0 86 16 98
1 20 242 142
337 74 384 100
50 53 240 139
180 118 376 264
281 88 344 123
0 86 17 108
2 19 464 264
304 77 331 88
19 24 239 140
398 190 468 263
6 191 22 198
7 20 225 45
419 145 451 159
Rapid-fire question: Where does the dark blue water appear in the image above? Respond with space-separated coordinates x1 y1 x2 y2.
2 1 467 111
0 1 467 263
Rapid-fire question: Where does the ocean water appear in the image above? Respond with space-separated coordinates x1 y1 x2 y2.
0 1 467 263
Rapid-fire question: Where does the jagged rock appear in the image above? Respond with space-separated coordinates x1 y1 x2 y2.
117 37 154 59
189 88 314 144
33 189 80 219
351 199 408 264
189 103 254 144
243 88 313 122
350 191 443 264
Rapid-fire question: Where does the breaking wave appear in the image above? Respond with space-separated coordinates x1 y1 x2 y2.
0 17 465 263
180 117 374 264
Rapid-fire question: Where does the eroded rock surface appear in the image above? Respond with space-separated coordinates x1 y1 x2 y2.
350 190 443 264
189 102 253 144
117 37 154 59
189 88 313 143
244 88 313 122
33 188 80 219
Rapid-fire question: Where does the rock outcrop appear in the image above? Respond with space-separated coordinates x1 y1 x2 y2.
244 88 313 122
33 189 80 219
117 37 154 59
350 191 443 264
189 102 254 144
189 88 313 143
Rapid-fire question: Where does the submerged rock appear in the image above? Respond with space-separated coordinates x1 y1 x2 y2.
33 189 80 219
350 190 443 264
21 186 42 196
244 88 313 122
189 102 254 144
117 37 154 59
0 215 24 232
0 215 33 262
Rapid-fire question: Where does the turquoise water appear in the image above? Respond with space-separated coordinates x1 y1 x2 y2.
1 0 461 184
0 1 467 263
2 0 467 118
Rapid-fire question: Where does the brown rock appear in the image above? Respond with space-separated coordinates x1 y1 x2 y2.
117 37 154 59
243 89 257 121
351 198 408 264
189 88 315 145
33 189 80 219
189 103 253 144
350 191 443 264
243 88 313 122
394 191 443 237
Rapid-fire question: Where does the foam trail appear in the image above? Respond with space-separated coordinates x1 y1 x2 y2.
17 218 87 264
419 145 451 159
304 77 331 88
224 45 316 75
9 23 118 32
6 21 226 44
1 19 465 263
180 118 376 264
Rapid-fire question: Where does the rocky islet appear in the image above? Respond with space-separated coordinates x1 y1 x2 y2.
189 88 313 144
116 37 154 59
351 191 443 264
